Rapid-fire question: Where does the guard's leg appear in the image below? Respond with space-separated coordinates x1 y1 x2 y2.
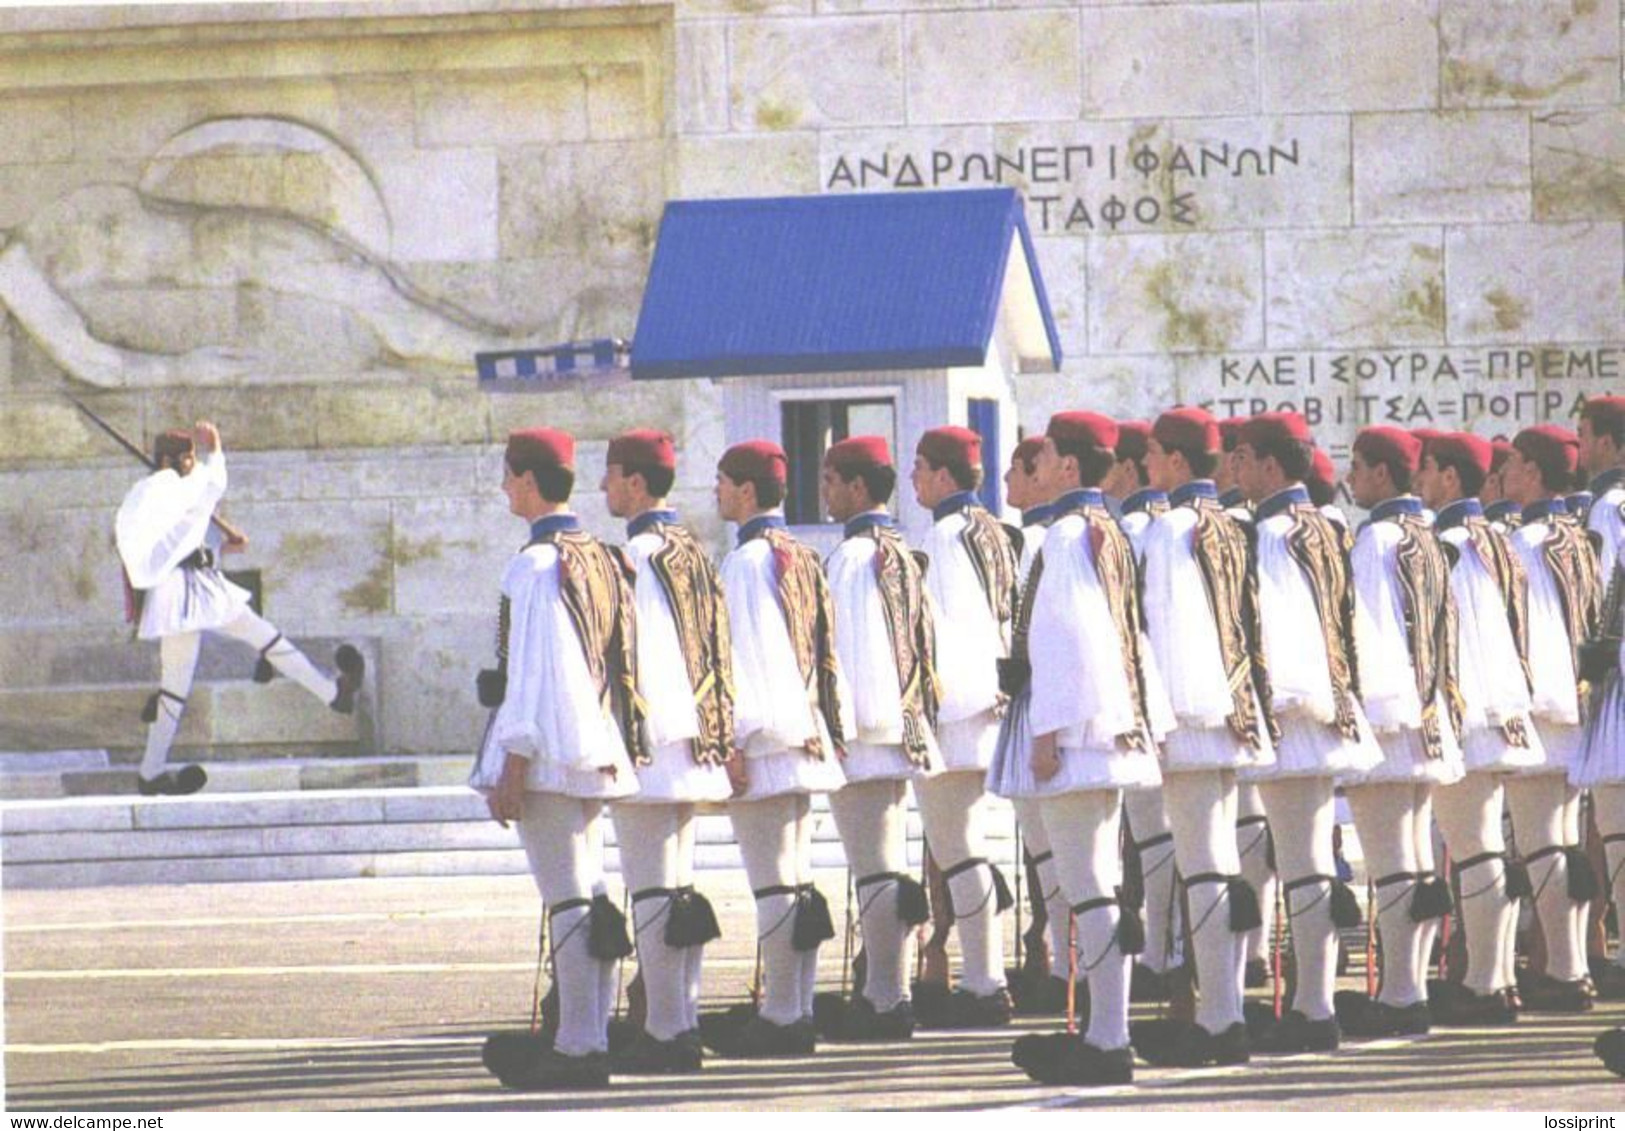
915 770 1006 999
1236 783 1276 980
216 609 360 709
517 792 610 1058
828 779 912 1011
613 803 688 1042
1258 776 1340 1023
1125 788 1182 982
139 631 203 787
1345 781 1427 1008
729 794 805 1028
1041 789 1130 1051
1164 770 1246 1034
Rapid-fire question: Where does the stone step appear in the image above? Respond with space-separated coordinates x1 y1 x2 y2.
0 754 472 801
0 787 1008 890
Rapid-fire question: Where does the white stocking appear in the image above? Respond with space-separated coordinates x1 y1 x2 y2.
518 792 608 1056
917 771 1004 995
1432 773 1510 995
730 794 804 1026
1258 776 1338 1021
830 780 911 1010
1164 770 1244 1031
1041 789 1129 1050
1125 788 1181 974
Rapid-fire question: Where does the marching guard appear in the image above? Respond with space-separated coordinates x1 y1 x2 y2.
1132 407 1276 1066
1231 412 1382 1054
1572 396 1625 996
115 421 364 796
709 440 846 1056
1501 425 1604 1012
1414 432 1543 1024
909 426 1021 1026
995 412 1162 1086
601 429 734 1072
816 436 939 1040
475 427 642 1091
1339 427 1466 1037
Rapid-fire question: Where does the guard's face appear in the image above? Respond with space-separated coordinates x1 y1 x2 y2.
715 471 745 523
821 465 862 523
1003 460 1034 511
1500 449 1537 507
601 463 633 519
171 451 196 477
1233 443 1265 502
502 462 537 518
1579 417 1615 475
911 456 953 510
1347 450 1387 510
1144 437 1177 493
1414 454 1446 511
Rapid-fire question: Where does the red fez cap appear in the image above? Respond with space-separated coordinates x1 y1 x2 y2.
154 429 194 463
1153 407 1221 455
1354 426 1423 475
1514 425 1580 477
825 435 893 475
1217 416 1247 452
1411 427 1444 449
1011 435 1047 467
607 428 675 472
1047 411 1118 451
1583 395 1625 433
1429 432 1492 479
506 427 574 472
718 439 788 485
1115 420 1152 463
1490 439 1514 473
1236 412 1312 452
917 426 982 469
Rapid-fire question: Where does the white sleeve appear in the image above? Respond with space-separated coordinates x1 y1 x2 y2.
1449 534 1534 728
488 548 624 774
1590 494 1625 583
722 544 819 755
1026 519 1141 747
1254 519 1337 721
926 520 1006 722
828 541 905 744
114 449 229 589
628 536 703 749
1351 524 1423 731
1142 512 1236 729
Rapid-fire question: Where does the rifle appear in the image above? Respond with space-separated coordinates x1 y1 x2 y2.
69 395 247 545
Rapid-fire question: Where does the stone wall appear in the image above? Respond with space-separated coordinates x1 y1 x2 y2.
1 0 1620 756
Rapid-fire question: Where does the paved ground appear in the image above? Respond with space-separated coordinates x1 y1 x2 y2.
5 872 1625 1111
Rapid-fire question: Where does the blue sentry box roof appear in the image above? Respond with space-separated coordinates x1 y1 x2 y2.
630 188 1061 381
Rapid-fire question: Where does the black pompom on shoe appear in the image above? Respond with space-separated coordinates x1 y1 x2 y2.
331 644 365 715
136 765 207 797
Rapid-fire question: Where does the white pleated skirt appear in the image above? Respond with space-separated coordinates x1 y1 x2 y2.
987 688 1160 798
1459 717 1546 774
138 566 252 640
840 740 932 784
1344 727 1465 786
1242 709 1383 782
937 710 1001 772
1572 680 1625 786
1162 724 1275 774
620 739 733 805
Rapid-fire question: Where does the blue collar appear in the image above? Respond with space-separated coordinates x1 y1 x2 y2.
1368 495 1424 524
528 513 581 542
1169 480 1218 508
1484 499 1520 523
1256 485 1310 523
843 511 895 539
1435 498 1482 532
737 513 787 546
1122 488 1168 516
627 508 679 540
1521 497 1568 524
1219 487 1247 509
1591 468 1625 496
931 490 982 523
1567 490 1594 512
1022 501 1062 528
1056 487 1106 514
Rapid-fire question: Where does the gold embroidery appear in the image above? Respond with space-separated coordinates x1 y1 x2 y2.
1070 502 1150 752
1390 513 1464 760
957 507 1020 632
1283 503 1363 741
646 522 734 768
1544 513 1606 705
548 530 647 764
863 525 940 769
1188 497 1273 746
1461 515 1534 746
764 528 845 757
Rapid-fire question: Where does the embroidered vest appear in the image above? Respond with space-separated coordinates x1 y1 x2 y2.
1282 502 1363 742
644 520 735 768
1187 497 1277 746
856 524 940 768
1387 513 1465 759
762 528 845 758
